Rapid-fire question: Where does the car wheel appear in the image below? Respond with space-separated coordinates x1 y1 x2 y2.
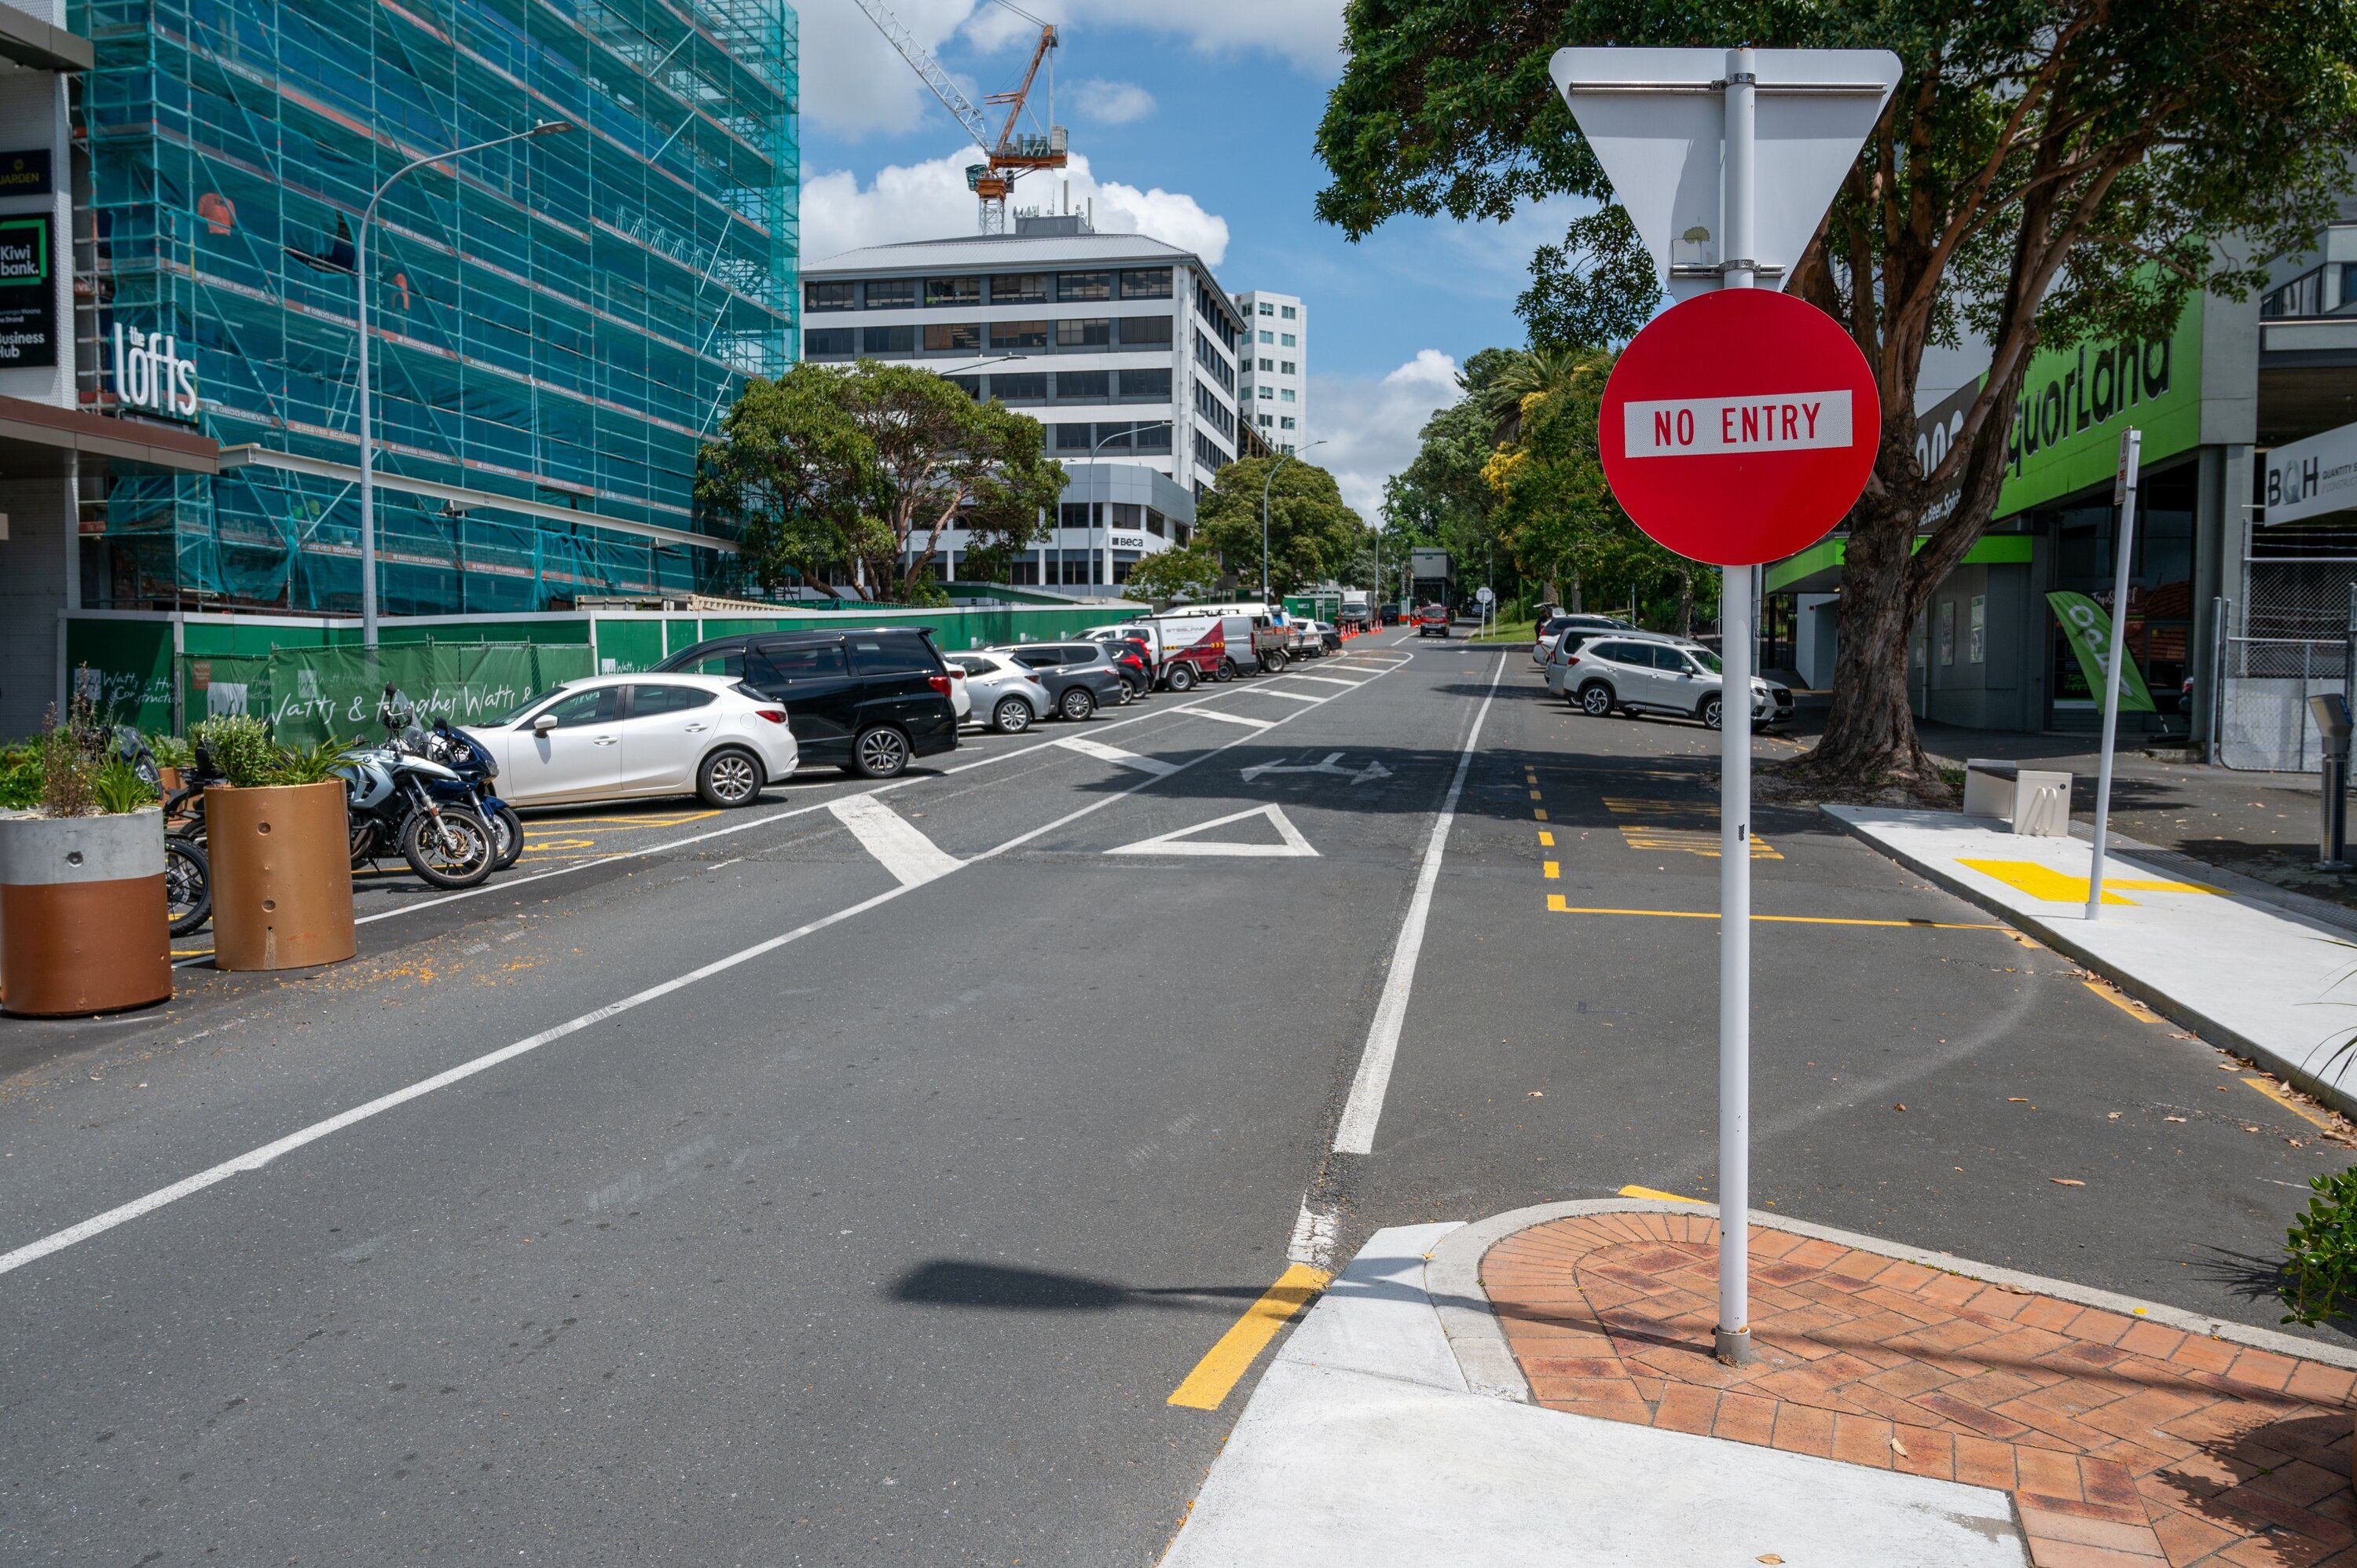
1060 687 1097 721
1700 695 1724 731
1216 658 1238 682
1164 662 1197 693
1578 682 1615 717
846 725 911 779
1261 649 1288 673
400 808 496 889
992 697 1035 734
697 746 764 808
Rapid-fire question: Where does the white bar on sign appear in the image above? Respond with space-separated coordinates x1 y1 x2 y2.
1622 390 1852 457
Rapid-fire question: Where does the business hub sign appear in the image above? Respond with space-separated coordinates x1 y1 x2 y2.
112 323 199 419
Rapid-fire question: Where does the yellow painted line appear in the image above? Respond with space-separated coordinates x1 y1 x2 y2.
1538 830 1555 848
1957 858 2224 906
171 948 213 958
1546 903 2001 929
1620 1184 1704 1202
1167 1264 1332 1411
1543 860 1560 880
1528 789 1543 801
2081 980 2163 1022
1533 808 1548 822
2245 1076 2338 1130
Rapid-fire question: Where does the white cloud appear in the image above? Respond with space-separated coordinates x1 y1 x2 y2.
794 0 981 140
1069 78 1156 125
1308 351 1465 515
1056 0 1346 75
802 148 1230 265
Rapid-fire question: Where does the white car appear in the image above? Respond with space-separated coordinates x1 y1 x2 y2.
462 673 798 810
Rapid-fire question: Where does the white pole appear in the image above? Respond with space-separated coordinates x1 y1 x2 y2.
356 217 376 647
2086 427 2143 921
1714 43 1758 1368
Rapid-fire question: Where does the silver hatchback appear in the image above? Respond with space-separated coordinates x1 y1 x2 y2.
949 652 1053 733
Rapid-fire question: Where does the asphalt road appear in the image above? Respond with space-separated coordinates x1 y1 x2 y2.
2 628 2345 1566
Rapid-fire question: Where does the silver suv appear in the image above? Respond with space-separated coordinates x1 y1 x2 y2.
1553 633 1794 731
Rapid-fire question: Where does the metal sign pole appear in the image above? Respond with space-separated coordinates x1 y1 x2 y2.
1714 43 1757 1368
2085 427 2142 921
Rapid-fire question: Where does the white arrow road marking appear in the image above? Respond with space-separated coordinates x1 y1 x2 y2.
1104 804 1318 859
827 793 962 888
1178 705 1275 730
1283 674 1366 689
1053 736 1178 776
1239 752 1395 786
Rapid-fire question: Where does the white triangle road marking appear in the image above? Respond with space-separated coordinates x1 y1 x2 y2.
1054 735 1179 776
1179 705 1276 730
827 793 962 888
1103 804 1318 859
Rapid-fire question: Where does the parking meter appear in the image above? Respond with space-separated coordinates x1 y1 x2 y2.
2312 693 2353 871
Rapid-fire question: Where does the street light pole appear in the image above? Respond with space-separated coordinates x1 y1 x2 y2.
357 119 571 648
1259 438 1325 605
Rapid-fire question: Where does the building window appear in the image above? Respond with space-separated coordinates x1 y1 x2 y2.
805 280 858 312
2263 267 2326 319
1281 443 1296 454
1259 330 1274 344
1280 306 1297 321
1055 423 1094 451
925 276 982 306
1135 422 1171 452
1257 413 1273 427
1194 430 1230 471
1009 558 1040 584
1055 369 1109 400
1258 357 1274 372
1121 267 1173 299
1279 389 1295 403
945 376 981 400
862 324 915 354
1117 367 1171 399
1061 501 1098 529
924 321 981 353
1280 333 1296 347
1055 317 1111 350
990 319 1049 350
1058 272 1113 302
1258 386 1274 400
1280 416 1296 430
866 277 915 308
991 372 1047 402
805 328 855 357
1279 361 1296 375
1192 329 1234 391
1120 314 1174 346
1258 302 1274 316
991 273 1047 303
1146 508 1167 537
1093 423 1133 452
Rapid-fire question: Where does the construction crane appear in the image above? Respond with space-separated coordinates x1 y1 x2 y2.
851 0 1069 235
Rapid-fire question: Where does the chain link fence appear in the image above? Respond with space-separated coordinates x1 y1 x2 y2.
2218 557 2357 771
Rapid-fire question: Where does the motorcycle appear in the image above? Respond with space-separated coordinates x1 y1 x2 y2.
416 713 522 872
340 691 497 890
101 726 214 939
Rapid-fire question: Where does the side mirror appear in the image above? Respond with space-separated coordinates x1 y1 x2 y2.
533 713 559 735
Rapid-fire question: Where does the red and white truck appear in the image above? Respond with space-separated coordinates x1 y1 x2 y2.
1080 617 1227 691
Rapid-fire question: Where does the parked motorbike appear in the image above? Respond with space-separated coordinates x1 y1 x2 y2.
416 713 522 872
106 726 215 940
340 691 497 889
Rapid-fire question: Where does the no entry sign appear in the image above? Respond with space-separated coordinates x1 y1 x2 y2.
1599 288 1881 567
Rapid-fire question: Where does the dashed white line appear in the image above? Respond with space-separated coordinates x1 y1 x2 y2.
1178 705 1276 730
1053 736 1180 775
1248 688 1324 704
1285 674 1368 689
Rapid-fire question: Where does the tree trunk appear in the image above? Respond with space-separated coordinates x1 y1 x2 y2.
1675 566 1695 639
1797 495 1939 788
1567 571 1582 613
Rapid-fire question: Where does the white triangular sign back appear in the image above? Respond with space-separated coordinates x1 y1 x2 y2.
1550 47 1901 304
1104 804 1318 859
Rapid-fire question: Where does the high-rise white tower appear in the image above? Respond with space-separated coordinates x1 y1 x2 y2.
1234 291 1305 453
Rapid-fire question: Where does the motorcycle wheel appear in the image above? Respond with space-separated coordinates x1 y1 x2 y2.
399 808 496 889
165 833 211 937
486 801 526 870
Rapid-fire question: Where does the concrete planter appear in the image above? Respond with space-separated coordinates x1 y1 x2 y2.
207 782 356 972
0 808 172 1017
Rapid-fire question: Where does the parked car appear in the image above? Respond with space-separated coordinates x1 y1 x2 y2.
1098 639 1153 698
1314 620 1343 653
1534 613 1633 664
991 642 1127 720
1556 634 1794 730
1285 620 1326 658
1415 603 1451 639
656 627 958 778
948 652 1052 733
1541 627 1639 694
460 673 797 809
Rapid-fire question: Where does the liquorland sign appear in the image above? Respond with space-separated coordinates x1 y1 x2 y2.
1995 291 2204 515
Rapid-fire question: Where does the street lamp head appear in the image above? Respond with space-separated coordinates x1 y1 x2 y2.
530 120 575 137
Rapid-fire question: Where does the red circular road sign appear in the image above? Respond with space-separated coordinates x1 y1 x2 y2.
1599 288 1881 567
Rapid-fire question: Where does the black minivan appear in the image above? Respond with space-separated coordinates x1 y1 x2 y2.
655 628 959 778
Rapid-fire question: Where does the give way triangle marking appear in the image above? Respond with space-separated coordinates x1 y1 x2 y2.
1103 804 1318 859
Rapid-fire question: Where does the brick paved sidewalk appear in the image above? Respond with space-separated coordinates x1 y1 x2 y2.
1484 1211 2357 1568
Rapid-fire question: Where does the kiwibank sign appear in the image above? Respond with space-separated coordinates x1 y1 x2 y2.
1993 292 2205 515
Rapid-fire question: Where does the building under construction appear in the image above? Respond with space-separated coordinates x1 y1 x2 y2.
68 0 798 614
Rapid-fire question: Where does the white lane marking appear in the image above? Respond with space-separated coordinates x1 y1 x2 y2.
1287 1200 1340 1269
827 794 962 888
1104 804 1317 859
1248 688 1323 704
1053 736 1179 775
1285 674 1368 689
1178 705 1274 730
1330 655 1505 1156
7 660 1406 1279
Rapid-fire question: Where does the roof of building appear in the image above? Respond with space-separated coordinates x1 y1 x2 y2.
806 229 1201 277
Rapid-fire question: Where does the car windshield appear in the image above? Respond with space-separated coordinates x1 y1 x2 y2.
1684 648 1723 673
493 685 570 725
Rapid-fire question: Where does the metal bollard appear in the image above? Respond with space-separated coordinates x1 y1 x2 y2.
2312 693 2354 872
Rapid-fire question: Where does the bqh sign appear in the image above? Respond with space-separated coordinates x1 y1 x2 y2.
111 323 199 419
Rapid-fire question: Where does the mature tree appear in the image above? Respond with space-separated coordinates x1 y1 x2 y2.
700 361 1065 600
1318 0 2357 787
1381 347 1523 586
1122 542 1226 603
1197 456 1367 598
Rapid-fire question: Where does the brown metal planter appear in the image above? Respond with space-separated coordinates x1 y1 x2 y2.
0 808 171 1017
207 782 356 972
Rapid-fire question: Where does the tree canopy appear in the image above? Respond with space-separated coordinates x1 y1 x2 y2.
699 361 1065 602
1196 456 1369 598
1318 0 2357 785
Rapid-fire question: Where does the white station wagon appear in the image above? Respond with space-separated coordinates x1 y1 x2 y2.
462 673 799 810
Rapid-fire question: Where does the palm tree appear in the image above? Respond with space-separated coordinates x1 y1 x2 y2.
1480 345 1610 443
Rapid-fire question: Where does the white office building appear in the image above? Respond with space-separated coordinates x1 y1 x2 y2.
1235 290 1306 453
801 213 1248 595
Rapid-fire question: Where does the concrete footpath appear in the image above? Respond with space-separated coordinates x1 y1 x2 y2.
1163 1203 2357 1568
1825 805 2357 1118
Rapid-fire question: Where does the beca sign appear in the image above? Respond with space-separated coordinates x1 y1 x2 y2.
1598 288 1880 566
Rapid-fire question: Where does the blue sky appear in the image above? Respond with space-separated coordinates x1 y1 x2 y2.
792 0 1578 509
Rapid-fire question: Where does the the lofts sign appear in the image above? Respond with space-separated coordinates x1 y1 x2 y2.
112 324 199 419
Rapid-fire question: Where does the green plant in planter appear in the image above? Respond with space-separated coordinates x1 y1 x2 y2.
92 759 159 814
0 742 38 810
146 732 194 771
192 714 280 788
2280 1163 2357 1325
37 705 97 817
269 738 349 786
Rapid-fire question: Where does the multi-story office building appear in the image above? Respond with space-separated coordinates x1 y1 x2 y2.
1235 289 1304 453
801 211 1246 594
62 0 798 618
